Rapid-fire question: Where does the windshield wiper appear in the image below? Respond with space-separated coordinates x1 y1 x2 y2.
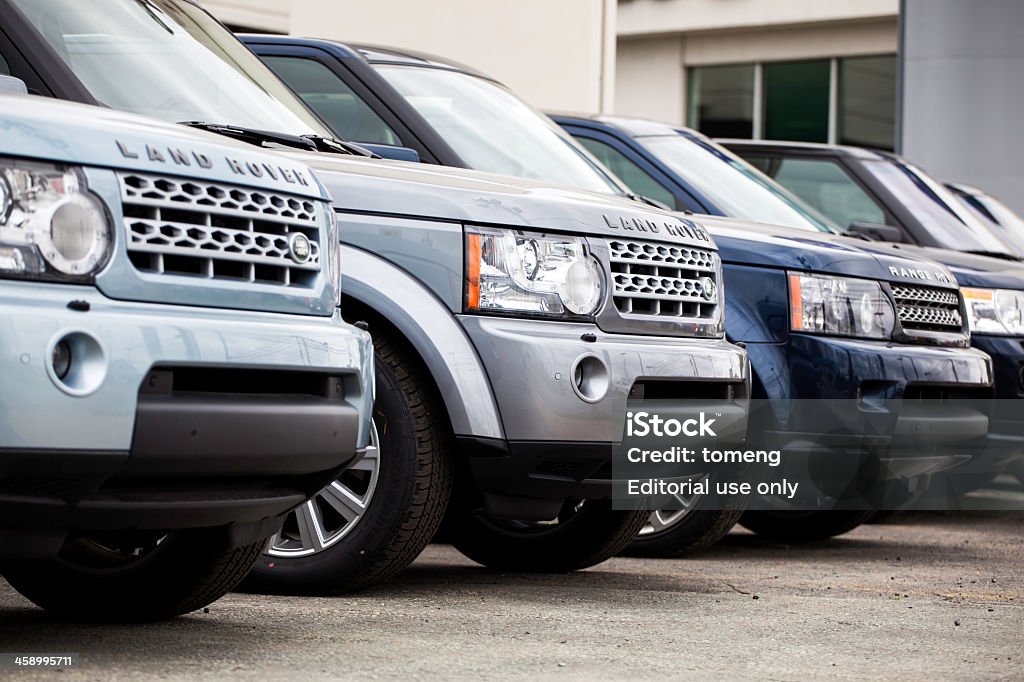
176 122 356 156
179 122 320 151
961 249 1023 262
622 192 679 212
841 230 873 241
301 135 378 158
178 122 379 158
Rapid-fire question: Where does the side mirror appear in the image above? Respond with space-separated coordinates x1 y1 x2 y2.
356 143 421 163
0 74 28 95
846 221 905 243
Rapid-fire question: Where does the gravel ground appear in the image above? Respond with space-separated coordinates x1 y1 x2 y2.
1 511 1021 681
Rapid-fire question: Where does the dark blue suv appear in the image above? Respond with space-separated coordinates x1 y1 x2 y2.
552 117 1024 491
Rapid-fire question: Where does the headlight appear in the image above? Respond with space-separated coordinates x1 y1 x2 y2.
962 287 1024 335
0 160 112 282
465 226 604 318
789 273 895 339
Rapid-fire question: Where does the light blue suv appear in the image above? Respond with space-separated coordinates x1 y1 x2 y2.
0 87 373 621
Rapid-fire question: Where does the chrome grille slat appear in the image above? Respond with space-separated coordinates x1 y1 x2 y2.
118 173 321 288
608 238 720 320
891 284 964 331
120 193 319 229
125 219 320 271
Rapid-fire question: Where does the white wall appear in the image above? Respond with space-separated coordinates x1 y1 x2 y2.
289 0 617 113
618 0 898 37
615 37 685 122
901 0 1024 214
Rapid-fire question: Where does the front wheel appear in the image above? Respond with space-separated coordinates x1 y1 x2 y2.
622 480 745 558
625 508 744 558
446 499 648 572
242 330 453 594
2 529 264 622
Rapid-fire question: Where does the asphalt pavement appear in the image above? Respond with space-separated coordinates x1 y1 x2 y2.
1 510 1021 681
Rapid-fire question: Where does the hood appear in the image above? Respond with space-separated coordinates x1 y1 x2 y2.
0 95 328 201
853 241 1024 291
696 215 960 289
281 150 717 251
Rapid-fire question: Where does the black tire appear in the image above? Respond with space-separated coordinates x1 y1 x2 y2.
739 509 876 543
1010 459 1024 485
243 330 453 594
2 529 263 622
624 508 744 558
447 499 649 572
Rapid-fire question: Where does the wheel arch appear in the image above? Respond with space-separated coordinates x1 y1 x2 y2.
340 245 505 440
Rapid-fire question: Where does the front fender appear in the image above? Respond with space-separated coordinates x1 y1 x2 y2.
341 245 504 440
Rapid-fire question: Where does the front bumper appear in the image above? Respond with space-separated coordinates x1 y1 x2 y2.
968 334 1024 472
0 281 372 554
748 335 994 494
457 316 748 515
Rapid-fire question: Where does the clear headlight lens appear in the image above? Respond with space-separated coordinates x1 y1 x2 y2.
789 273 895 339
0 160 112 282
465 226 604 318
962 287 1024 335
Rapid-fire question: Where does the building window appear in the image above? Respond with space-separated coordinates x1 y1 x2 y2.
686 64 755 138
763 59 830 142
688 55 895 150
839 55 896 150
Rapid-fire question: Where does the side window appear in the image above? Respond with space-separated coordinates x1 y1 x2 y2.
574 136 678 210
0 52 10 75
746 155 886 228
261 56 401 146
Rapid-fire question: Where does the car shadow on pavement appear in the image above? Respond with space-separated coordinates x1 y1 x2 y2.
0 593 290 656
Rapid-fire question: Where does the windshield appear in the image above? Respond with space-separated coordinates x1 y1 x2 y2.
374 64 621 193
952 189 1024 258
12 0 333 136
642 134 838 233
861 159 1016 256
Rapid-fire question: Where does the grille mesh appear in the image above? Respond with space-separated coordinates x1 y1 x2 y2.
608 239 719 319
891 284 964 331
119 173 321 287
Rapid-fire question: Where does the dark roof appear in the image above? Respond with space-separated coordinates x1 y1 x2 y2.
547 112 701 138
717 138 891 160
347 42 491 79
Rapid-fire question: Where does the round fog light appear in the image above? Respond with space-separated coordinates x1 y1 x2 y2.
52 340 72 380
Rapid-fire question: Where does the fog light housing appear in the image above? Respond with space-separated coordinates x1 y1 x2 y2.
46 330 107 396
52 339 72 380
571 354 610 403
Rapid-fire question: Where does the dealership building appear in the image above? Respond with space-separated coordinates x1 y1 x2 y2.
209 0 1023 213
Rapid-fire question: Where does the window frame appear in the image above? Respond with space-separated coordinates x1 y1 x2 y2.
562 124 706 213
744 152 892 230
738 149 909 238
246 41 451 165
259 53 404 149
